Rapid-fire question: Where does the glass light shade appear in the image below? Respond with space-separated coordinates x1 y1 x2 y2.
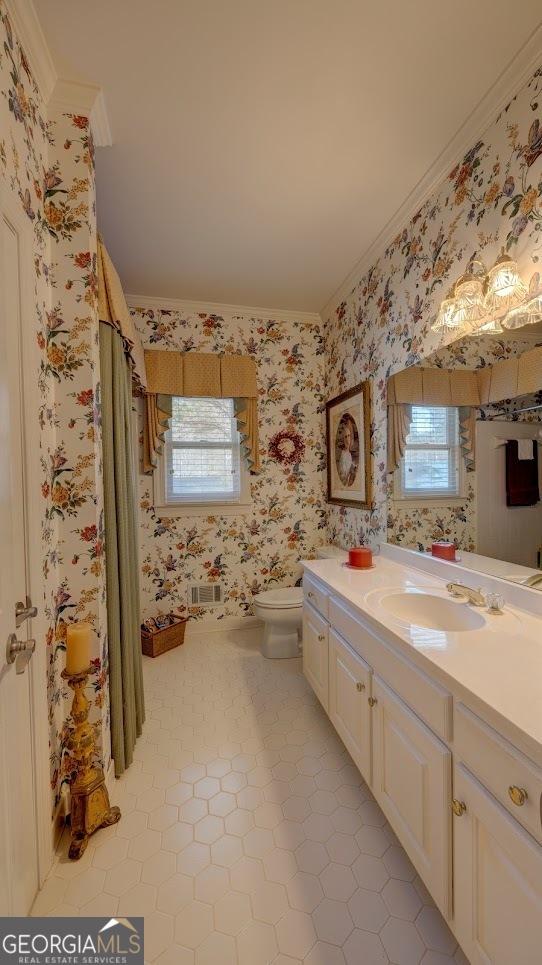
469 317 504 335
483 249 527 317
502 272 542 330
431 290 461 333
453 273 487 331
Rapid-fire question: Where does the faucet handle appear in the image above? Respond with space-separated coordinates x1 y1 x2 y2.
447 581 465 597
486 592 505 613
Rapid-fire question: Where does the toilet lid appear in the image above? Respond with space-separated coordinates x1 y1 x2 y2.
254 586 303 609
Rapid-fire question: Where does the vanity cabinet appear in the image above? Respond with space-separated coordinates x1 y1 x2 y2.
301 566 542 963
328 629 372 781
372 675 452 916
453 763 542 965
302 602 329 711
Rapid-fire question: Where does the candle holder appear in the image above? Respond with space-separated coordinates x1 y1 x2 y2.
62 666 121 859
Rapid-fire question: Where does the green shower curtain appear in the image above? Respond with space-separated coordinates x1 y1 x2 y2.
100 322 145 776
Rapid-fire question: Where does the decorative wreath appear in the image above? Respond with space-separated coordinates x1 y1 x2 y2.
268 429 305 466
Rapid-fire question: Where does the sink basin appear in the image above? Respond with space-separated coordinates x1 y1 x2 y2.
379 591 486 632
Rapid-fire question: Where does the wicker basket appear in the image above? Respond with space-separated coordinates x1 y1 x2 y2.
141 618 188 658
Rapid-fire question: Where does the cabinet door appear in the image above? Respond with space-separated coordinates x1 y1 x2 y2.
372 675 452 917
329 629 372 782
302 603 329 711
453 763 542 965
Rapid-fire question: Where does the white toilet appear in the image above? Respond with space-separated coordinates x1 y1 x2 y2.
254 586 304 658
254 546 345 658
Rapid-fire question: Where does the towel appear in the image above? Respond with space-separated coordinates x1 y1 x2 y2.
505 440 539 506
518 438 535 460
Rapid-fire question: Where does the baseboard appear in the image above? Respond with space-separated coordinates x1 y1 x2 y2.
185 615 263 638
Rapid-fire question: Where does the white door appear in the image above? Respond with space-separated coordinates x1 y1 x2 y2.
302 604 329 711
476 420 542 568
371 675 452 917
0 207 40 914
453 763 542 965
328 628 372 782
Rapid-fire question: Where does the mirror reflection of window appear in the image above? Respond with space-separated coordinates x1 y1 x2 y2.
396 406 462 499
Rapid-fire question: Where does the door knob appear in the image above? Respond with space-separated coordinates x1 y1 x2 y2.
6 634 36 674
452 799 467 817
15 600 38 628
356 682 365 692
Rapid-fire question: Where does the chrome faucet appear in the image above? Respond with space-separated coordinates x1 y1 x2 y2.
446 582 486 607
520 572 542 589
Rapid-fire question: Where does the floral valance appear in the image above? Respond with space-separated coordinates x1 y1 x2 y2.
142 350 260 475
97 236 147 391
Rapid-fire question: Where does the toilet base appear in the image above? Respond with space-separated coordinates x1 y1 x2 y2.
261 624 300 659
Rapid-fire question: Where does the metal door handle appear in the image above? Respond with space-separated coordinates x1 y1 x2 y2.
15 601 38 627
6 633 36 673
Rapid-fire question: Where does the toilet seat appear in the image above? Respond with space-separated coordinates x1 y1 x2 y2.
254 587 303 609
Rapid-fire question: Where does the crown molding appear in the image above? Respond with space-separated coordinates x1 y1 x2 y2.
4 0 57 102
320 24 542 320
49 78 113 147
126 292 322 325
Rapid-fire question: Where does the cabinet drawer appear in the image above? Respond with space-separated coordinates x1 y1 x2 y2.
329 596 452 741
304 574 329 619
455 703 542 844
372 675 452 918
302 603 329 711
329 629 372 783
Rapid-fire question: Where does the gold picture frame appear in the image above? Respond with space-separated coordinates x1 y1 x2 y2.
326 381 372 509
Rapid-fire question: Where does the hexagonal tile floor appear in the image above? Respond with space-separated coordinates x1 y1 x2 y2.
33 629 469 964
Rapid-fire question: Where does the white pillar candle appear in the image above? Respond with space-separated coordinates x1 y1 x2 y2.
65 622 92 675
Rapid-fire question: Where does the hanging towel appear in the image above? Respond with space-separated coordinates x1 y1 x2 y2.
505 440 539 506
518 438 535 460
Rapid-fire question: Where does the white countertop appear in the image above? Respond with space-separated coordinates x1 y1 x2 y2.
303 553 542 765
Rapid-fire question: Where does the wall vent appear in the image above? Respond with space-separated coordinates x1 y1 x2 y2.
189 583 223 607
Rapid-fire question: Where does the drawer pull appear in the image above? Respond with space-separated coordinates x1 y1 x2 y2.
368 697 377 707
308 591 315 599
356 682 365 692
452 799 467 817
508 785 528 807
318 634 325 642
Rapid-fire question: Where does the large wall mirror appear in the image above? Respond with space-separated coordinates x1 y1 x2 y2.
386 323 542 586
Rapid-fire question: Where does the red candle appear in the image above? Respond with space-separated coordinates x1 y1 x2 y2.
348 546 373 568
431 541 456 561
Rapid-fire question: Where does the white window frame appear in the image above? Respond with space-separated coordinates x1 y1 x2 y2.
392 405 466 505
153 397 252 517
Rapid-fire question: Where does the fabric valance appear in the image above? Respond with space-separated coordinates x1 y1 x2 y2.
387 367 481 406
477 345 542 404
142 350 260 476
97 236 147 391
144 350 258 399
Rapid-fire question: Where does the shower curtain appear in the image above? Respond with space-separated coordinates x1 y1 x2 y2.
100 321 145 776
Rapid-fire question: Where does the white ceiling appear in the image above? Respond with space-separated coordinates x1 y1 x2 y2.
35 1 542 312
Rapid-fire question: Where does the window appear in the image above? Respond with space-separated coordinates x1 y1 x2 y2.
395 405 463 500
155 397 250 514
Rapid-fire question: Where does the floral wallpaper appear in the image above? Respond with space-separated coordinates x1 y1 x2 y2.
131 306 327 624
0 2 107 816
324 64 542 555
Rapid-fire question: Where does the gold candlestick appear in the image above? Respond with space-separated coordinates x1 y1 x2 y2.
62 666 121 859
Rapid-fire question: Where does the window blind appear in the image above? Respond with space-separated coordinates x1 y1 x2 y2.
165 397 241 503
400 406 460 497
